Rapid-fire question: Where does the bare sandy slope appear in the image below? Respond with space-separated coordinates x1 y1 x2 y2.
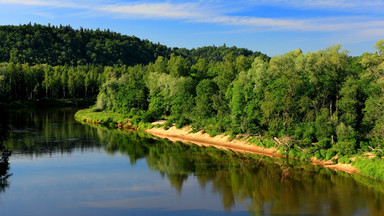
146 126 280 157
146 126 359 174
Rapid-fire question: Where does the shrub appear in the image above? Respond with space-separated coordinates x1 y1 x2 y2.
164 120 173 130
338 155 351 164
175 116 191 129
325 149 336 161
333 140 357 156
96 93 108 110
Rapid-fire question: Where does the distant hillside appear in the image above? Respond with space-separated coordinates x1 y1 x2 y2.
0 23 171 66
0 23 268 66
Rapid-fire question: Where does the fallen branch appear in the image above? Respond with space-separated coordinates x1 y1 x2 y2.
295 145 305 152
274 137 284 146
311 147 321 153
368 145 383 152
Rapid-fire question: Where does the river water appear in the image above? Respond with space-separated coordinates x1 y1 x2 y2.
0 108 383 216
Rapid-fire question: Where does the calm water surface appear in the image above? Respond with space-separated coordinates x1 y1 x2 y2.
0 108 384 216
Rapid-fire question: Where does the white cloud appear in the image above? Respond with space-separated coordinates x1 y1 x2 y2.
247 0 384 11
1 0 384 41
100 2 205 20
0 0 84 8
33 12 56 19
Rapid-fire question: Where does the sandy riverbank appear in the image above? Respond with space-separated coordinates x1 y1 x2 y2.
146 126 280 157
146 126 359 174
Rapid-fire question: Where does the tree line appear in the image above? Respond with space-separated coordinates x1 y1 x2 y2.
0 24 266 102
94 41 384 159
1 24 384 159
0 23 265 66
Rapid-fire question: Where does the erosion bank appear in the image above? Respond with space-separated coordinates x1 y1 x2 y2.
146 126 280 158
75 109 364 175
146 126 358 174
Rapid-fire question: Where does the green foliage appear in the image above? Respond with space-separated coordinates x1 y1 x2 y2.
0 23 171 66
4 24 384 162
353 158 384 181
88 41 384 160
315 149 327 160
338 155 351 164
325 149 337 161
194 79 218 119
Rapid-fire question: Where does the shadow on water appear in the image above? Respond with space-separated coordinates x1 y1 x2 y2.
91 125 384 215
0 106 11 193
6 107 104 156
3 107 384 215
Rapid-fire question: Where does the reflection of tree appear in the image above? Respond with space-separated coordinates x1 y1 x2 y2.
104 130 384 215
5 108 384 215
5 108 104 156
0 145 11 193
0 107 11 193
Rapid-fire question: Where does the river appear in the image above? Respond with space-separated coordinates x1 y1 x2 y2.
0 108 383 216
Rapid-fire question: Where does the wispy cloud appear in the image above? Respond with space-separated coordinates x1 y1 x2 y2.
1 0 384 39
100 2 206 20
33 12 56 19
96 1 384 36
247 0 384 12
0 0 86 8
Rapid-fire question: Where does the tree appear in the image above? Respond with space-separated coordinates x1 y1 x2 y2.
194 79 218 119
167 53 189 77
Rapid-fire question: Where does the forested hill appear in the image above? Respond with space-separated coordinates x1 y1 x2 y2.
0 23 267 66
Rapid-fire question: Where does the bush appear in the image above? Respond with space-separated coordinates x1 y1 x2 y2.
96 93 108 110
333 140 357 156
315 149 327 160
142 111 157 123
325 149 336 161
175 116 191 129
338 155 351 164
164 120 173 130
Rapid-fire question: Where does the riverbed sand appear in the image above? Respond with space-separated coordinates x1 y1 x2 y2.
146 126 359 174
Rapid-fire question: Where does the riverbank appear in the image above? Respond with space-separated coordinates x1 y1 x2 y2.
146 125 280 157
75 109 384 179
145 126 358 174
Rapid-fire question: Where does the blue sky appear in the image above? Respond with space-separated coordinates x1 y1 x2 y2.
1 0 384 56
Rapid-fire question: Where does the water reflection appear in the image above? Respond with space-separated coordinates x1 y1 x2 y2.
0 107 11 193
3 108 384 215
87 125 384 215
6 108 103 156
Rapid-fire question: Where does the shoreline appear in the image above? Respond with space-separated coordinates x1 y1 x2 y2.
145 126 359 174
146 126 281 158
75 109 359 175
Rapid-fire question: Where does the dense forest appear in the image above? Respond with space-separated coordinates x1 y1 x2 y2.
0 24 266 101
1 24 384 163
90 42 384 162
0 23 265 66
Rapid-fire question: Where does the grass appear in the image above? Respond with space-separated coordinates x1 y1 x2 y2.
353 157 384 181
75 109 131 128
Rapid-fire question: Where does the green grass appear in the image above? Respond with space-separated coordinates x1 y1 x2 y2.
75 109 131 128
353 157 384 181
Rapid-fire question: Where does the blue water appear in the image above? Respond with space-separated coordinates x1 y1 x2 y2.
0 108 383 216
5 151 248 216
